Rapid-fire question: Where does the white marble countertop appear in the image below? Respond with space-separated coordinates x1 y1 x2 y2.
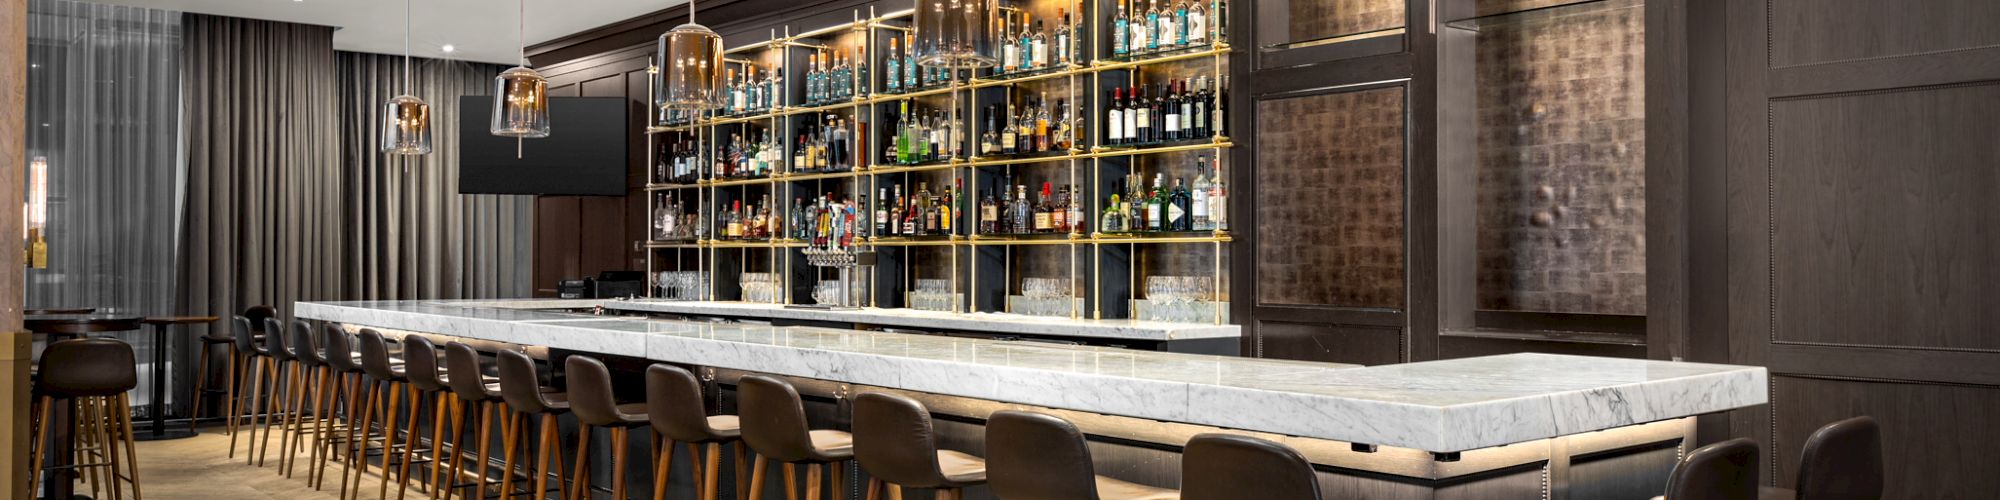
297 299 1767 452
597 299 1242 341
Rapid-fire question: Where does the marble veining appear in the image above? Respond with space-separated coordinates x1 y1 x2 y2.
298 299 1767 452
598 299 1242 341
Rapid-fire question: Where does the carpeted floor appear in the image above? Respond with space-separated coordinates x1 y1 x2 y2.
121 426 399 500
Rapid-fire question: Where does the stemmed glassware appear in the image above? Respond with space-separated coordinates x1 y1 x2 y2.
911 279 955 312
1143 275 1215 322
1016 277 1076 317
655 271 709 300
740 272 779 303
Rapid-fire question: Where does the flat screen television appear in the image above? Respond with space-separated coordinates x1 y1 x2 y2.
458 95 628 196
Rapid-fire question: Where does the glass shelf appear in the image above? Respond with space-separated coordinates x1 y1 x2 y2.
1444 0 1638 31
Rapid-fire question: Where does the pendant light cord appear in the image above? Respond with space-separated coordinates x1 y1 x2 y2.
403 0 412 92
689 0 696 25
519 0 528 66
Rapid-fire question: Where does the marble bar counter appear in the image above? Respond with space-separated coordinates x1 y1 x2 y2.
597 298 1241 352
297 299 1765 455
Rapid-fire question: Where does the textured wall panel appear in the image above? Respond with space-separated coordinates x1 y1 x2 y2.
1472 1 1646 316
1287 0 1403 45
1769 83 2000 351
1255 86 1406 309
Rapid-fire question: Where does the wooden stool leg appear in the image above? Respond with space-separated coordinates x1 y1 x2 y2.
313 368 345 490
746 455 768 500
703 443 723 500
735 442 749 500
378 381 406 500
82 397 104 498
279 364 309 476
783 463 799 500
396 385 424 500
474 401 496 500
256 361 291 467
118 394 144 500
569 424 593 500
539 413 564 500
343 377 380 500
611 427 632 500
29 396 50 496
651 436 675 500
500 409 523 498
886 485 903 500
235 356 261 461
309 366 338 488
803 464 821 500
189 342 212 433
830 462 843 500
863 478 881 500
684 443 705 499
428 394 452 500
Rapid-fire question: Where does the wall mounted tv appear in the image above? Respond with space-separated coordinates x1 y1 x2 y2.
458 96 628 196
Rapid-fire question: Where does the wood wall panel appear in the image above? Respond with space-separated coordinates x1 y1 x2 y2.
1769 83 2000 351
1772 376 2000 497
1254 86 1406 309
1254 321 1403 365
2 0 30 495
529 56 654 296
1768 0 2000 67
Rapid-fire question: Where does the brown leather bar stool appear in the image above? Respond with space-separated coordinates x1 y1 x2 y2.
393 335 450 500
564 355 652 500
442 341 509 500
1652 438 1759 500
739 375 854 500
499 350 573 500
322 325 379 498
1180 434 1318 500
646 364 745 500
254 316 306 468
852 392 984 500
275 318 334 479
29 338 143 499
1762 417 1882 500
353 330 421 500
191 305 272 434
228 313 279 461
985 411 1179 500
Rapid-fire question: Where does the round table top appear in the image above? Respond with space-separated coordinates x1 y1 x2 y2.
24 314 145 334
141 315 221 325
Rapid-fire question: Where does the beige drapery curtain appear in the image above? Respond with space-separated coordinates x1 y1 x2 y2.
179 14 343 321
338 52 534 300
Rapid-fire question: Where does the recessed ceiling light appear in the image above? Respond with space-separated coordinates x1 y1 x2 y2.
441 44 456 53
30 63 39 69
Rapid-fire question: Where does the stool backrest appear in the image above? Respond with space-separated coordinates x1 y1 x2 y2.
854 392 948 488
444 342 495 400
36 338 138 397
1181 433 1321 500
646 364 722 443
986 410 1100 500
563 355 623 426
323 325 359 372
1796 417 1882 500
738 374 822 463
1663 438 1759 500
498 350 557 413
403 336 446 392
232 315 261 353
290 319 322 367
244 305 277 329
357 329 399 380
264 317 293 361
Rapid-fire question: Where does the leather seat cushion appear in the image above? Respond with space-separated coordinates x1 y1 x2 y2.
937 449 988 484
707 415 743 438
808 429 854 458
1094 476 1181 500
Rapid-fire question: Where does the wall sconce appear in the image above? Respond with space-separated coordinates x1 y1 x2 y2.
25 155 48 269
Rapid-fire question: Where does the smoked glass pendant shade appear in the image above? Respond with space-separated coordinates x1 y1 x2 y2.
380 94 433 155
915 0 997 68
490 66 551 138
655 22 725 111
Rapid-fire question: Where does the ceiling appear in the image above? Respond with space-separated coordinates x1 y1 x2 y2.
93 0 686 65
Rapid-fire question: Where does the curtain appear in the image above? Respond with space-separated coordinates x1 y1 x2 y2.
178 14 342 325
338 52 534 301
24 0 182 408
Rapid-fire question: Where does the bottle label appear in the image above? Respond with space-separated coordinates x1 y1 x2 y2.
1168 203 1185 227
1034 213 1051 231
1108 110 1124 140
983 205 998 222
1135 108 1150 128
1166 115 1179 133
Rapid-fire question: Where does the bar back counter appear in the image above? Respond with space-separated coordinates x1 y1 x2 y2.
299 299 1765 499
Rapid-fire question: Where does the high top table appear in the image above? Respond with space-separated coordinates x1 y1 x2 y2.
135 316 219 441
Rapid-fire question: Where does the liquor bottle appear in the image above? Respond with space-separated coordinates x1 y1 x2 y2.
1131 86 1152 144
1163 80 1182 142
895 101 913 164
793 133 808 171
1147 174 1165 231
1191 156 1211 230
1031 20 1049 70
807 53 821 104
829 118 849 170
1034 95 1051 152
903 35 918 89
1187 0 1208 47
1190 76 1211 138
1054 99 1074 150
1000 102 1019 155
726 200 744 239
1112 0 1130 57
914 110 933 162
1051 185 1070 232
949 108 967 159
1150 83 1168 141
1144 0 1162 52
886 38 902 93
1107 88 1125 145
942 179 958 234
1132 0 1152 54
1001 15 1020 73
875 187 890 235
981 105 1001 155
890 184 905 236
1010 185 1032 234
1213 0 1228 42
1159 0 1180 49
1208 159 1228 230
854 45 869 98
1215 76 1229 136
1067 184 1084 234
1168 177 1191 231
1055 9 1073 66
980 187 1000 233
1125 175 1145 231
1033 183 1053 233
768 65 784 109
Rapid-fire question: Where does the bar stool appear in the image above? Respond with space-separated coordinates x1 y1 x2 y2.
30 338 143 499
852 392 984 500
322 325 377 499
500 350 573 500
393 335 449 500
355 329 420 500
252 316 303 467
1763 417 1882 500
1652 438 1759 500
739 375 853 500
190 305 273 434
275 318 333 479
985 411 1179 500
564 355 652 500
442 341 509 500
227 313 278 460
1180 434 1318 500
646 364 745 500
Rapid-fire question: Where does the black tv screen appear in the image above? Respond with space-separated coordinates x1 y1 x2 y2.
459 96 628 196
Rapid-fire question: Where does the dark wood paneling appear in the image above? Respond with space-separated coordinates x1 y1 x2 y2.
1767 0 2000 68
534 196 582 296
1254 321 1403 365
1768 83 2000 352
1437 332 1646 360
1772 376 2000 498
1253 86 1407 310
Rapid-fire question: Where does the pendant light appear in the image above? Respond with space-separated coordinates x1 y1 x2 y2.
915 0 997 68
491 0 550 138
655 0 724 110
381 0 433 155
